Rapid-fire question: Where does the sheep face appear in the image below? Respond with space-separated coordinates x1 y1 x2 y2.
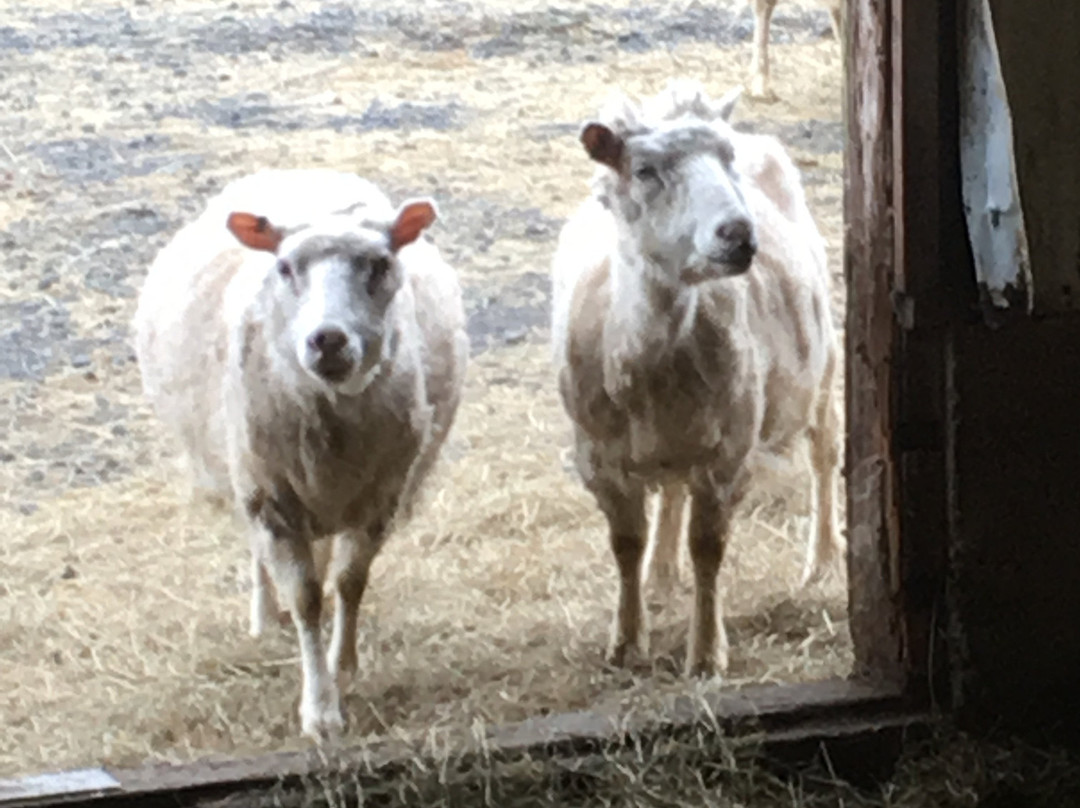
227 199 438 395
582 119 757 285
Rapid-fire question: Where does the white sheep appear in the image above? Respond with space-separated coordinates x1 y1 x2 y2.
133 168 469 740
551 81 842 677
747 0 844 101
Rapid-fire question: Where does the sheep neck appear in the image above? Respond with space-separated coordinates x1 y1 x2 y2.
237 313 425 535
605 245 745 374
597 247 755 477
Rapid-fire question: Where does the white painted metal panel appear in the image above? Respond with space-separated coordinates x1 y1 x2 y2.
959 0 1033 318
0 768 121 804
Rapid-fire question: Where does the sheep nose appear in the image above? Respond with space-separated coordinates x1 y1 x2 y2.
716 217 753 247
308 327 348 356
716 217 757 271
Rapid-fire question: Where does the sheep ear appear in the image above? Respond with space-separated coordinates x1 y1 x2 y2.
581 123 624 171
390 199 438 252
227 212 285 253
715 86 743 122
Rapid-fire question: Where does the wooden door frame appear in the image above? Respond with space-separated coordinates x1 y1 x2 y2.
845 0 959 705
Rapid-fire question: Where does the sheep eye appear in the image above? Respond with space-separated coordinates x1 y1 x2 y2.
362 256 392 295
277 259 293 279
634 165 660 182
369 256 391 277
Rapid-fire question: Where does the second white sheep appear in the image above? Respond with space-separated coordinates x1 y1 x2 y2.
551 81 843 678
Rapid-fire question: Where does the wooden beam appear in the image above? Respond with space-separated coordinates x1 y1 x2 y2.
844 0 904 684
892 0 962 709
0 680 919 808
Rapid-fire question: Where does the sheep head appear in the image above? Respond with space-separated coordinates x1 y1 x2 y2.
226 198 438 395
580 83 755 285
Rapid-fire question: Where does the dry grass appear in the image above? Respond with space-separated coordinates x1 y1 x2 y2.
0 0 850 778
0 345 849 774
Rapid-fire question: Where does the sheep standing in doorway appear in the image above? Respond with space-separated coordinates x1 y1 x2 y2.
551 82 842 677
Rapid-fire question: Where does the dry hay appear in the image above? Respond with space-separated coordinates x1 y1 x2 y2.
172 722 1080 807
0 0 850 778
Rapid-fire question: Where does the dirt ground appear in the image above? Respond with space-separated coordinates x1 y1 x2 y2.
0 0 849 777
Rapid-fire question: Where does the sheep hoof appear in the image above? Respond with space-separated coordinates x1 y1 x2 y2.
249 609 292 639
799 556 839 590
747 78 778 103
685 655 727 680
798 566 822 590
336 669 356 696
606 635 649 669
248 612 269 639
686 665 725 683
329 650 359 695
685 641 729 679
646 563 681 607
301 701 346 743
249 602 266 639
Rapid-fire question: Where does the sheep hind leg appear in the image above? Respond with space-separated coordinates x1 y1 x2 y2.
248 545 290 638
827 0 843 41
326 530 384 695
312 538 333 597
261 528 343 742
748 0 779 101
594 479 650 668
686 487 736 678
644 482 688 605
800 388 844 589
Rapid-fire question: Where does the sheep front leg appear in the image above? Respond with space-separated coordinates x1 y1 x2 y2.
326 530 384 694
259 527 343 741
686 489 733 677
644 482 687 601
251 539 334 638
594 478 650 667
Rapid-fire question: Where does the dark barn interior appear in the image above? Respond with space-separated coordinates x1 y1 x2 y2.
857 0 1080 740
947 0 1080 739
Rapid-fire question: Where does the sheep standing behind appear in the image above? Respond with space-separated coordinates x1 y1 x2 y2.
748 0 844 101
551 81 842 677
133 168 469 740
